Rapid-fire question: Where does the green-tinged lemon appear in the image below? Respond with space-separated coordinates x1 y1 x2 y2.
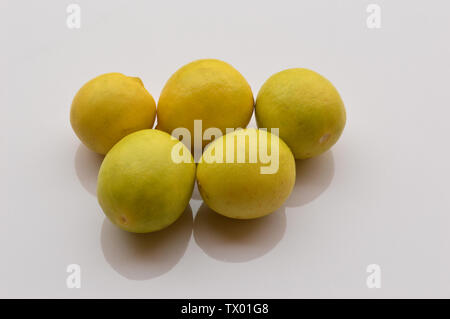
97 129 195 233
256 68 346 159
197 128 295 219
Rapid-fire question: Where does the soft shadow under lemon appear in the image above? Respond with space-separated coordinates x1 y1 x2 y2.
100 205 193 280
74 144 104 196
285 151 335 207
193 203 286 263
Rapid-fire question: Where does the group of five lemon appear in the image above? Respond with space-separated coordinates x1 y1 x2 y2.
70 59 346 233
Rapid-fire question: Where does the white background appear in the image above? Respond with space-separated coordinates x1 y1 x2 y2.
2 0 450 298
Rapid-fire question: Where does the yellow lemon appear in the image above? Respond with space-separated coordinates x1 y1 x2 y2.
256 68 346 159
97 129 196 233
70 73 156 155
197 128 295 219
157 59 254 148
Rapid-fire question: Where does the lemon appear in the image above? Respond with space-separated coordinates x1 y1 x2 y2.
197 128 295 219
157 59 254 148
97 129 195 233
70 73 156 155
255 68 346 159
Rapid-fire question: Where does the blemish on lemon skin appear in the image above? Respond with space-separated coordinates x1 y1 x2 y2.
319 133 331 144
119 215 128 224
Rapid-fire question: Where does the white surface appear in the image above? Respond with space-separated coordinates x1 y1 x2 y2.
2 0 450 298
